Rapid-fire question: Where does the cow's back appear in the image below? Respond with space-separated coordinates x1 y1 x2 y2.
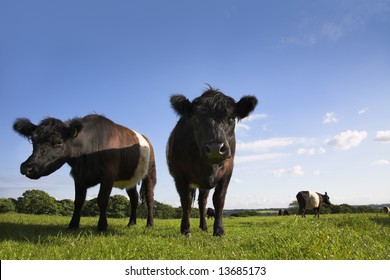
69 115 154 188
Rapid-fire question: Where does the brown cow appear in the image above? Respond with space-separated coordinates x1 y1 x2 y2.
167 87 258 236
13 114 156 231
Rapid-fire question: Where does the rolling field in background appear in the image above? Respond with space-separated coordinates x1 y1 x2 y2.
1 212 389 260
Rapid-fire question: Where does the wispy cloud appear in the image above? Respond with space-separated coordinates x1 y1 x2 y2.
237 137 306 152
274 165 305 177
235 153 288 164
243 113 268 122
371 159 389 167
358 107 368 114
322 22 344 40
375 130 390 143
279 0 390 47
323 112 339 124
297 147 326 156
326 130 368 150
237 113 268 131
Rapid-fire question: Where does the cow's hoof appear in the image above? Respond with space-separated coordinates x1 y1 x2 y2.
67 223 79 230
127 221 136 227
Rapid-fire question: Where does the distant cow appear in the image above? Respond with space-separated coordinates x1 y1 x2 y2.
13 114 156 231
278 209 290 216
167 87 258 236
206 208 215 219
383 207 390 215
296 191 330 218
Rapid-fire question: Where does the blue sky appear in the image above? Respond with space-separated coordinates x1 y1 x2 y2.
1 0 389 209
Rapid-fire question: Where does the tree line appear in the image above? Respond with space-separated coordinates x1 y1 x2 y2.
0 189 382 218
0 189 200 219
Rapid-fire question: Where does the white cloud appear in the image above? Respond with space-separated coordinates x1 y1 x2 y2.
326 130 368 150
313 169 321 176
297 148 315 156
235 153 289 164
323 112 339 124
371 160 389 167
375 130 390 143
236 113 268 132
291 165 305 176
318 147 326 154
237 137 306 152
358 107 368 114
236 123 251 130
297 147 326 156
274 165 304 177
242 113 268 122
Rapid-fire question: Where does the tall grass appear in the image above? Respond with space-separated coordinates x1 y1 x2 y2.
0 212 389 260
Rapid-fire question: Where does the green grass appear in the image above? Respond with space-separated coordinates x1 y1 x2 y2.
0 212 389 260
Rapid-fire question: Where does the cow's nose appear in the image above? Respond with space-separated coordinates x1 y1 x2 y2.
204 142 229 160
20 162 34 176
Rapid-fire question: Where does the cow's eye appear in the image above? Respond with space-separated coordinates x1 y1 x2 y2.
53 140 64 147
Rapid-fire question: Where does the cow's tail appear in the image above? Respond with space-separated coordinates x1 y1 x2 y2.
139 180 147 204
191 189 196 207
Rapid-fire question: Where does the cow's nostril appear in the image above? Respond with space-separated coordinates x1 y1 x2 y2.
21 163 34 175
204 143 228 158
219 143 228 155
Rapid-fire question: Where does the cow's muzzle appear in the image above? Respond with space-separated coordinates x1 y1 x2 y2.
20 162 40 179
203 142 230 163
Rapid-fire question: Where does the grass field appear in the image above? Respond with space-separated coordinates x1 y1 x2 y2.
0 212 389 260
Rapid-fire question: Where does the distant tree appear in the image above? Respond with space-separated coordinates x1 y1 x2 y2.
289 200 299 208
81 198 99 217
58 199 74 216
0 198 16 213
107 195 130 218
17 189 59 215
154 201 177 219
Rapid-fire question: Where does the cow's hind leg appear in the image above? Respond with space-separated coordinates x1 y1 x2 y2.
140 176 155 227
198 189 210 232
126 186 138 227
68 184 87 230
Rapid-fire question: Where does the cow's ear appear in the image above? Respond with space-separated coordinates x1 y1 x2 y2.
170 95 193 116
68 120 83 139
13 118 37 138
236 95 258 120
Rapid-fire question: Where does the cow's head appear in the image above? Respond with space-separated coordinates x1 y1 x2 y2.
13 117 82 179
170 87 258 164
323 192 331 205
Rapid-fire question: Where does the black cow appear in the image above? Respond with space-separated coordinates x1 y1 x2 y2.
167 87 258 236
296 191 330 218
13 114 156 231
206 207 215 219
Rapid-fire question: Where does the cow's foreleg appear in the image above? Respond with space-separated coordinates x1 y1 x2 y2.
178 185 194 237
213 178 230 237
198 189 210 232
97 180 113 231
126 187 138 227
68 184 87 230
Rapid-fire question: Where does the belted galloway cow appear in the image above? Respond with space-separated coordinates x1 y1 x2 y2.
167 87 258 236
13 114 156 231
296 191 330 218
